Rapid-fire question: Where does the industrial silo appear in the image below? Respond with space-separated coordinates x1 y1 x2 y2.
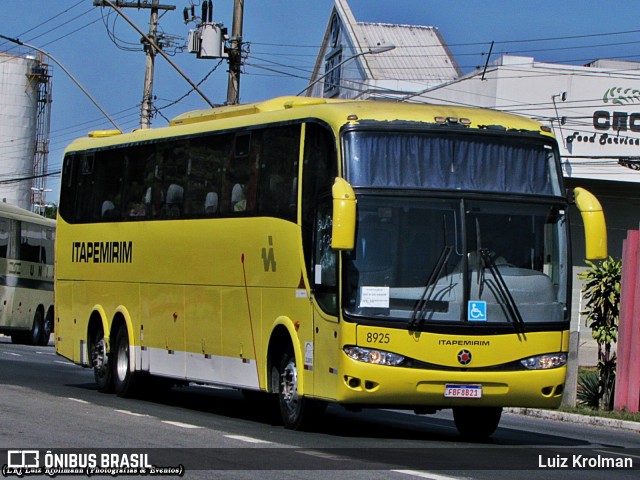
0 52 40 210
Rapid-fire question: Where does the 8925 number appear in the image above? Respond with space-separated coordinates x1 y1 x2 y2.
366 332 390 344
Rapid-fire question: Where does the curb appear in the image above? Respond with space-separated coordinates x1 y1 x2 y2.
505 407 640 433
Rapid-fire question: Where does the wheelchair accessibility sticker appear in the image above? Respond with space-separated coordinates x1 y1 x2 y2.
468 301 487 321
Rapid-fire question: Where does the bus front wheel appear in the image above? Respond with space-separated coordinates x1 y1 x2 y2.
274 348 324 430
452 406 502 439
113 326 137 398
92 329 113 393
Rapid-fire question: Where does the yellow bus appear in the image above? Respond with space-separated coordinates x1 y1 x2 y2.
0 202 55 345
55 96 606 438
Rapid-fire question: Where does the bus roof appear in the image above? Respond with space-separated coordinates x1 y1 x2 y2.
68 96 553 153
0 201 56 227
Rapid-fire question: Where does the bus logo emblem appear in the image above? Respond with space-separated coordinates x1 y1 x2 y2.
457 349 472 365
261 236 277 272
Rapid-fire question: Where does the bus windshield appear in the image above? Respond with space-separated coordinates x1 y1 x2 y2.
342 129 567 327
343 129 562 196
342 182 568 326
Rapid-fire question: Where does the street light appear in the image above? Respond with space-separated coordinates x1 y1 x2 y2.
297 44 395 97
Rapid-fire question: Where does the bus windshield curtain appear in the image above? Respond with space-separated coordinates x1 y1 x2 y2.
344 132 556 196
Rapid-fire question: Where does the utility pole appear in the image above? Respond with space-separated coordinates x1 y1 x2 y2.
93 1 176 128
184 1 246 104
226 0 244 105
141 0 160 129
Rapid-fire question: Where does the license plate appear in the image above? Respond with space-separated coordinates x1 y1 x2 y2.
444 384 482 398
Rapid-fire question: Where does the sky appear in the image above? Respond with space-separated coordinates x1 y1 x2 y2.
2 0 640 202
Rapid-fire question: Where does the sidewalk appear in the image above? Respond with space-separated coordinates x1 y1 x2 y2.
577 331 599 367
506 407 640 433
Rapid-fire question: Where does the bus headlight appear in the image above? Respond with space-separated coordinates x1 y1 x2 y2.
520 353 567 370
343 346 405 366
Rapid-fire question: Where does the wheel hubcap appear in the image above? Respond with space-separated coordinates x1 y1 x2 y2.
280 360 298 411
92 338 108 376
116 340 129 382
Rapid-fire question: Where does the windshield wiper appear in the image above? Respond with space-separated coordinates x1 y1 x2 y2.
478 248 525 333
409 245 453 330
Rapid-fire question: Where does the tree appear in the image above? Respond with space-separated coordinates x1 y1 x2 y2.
578 257 621 410
43 203 57 219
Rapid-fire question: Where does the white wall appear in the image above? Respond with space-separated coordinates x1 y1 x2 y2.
416 55 640 184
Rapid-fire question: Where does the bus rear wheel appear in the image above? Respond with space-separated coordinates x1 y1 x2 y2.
92 329 113 393
113 326 137 397
452 406 502 439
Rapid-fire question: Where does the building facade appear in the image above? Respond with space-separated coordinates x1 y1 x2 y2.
304 0 461 99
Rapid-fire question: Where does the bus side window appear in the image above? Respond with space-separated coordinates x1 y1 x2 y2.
59 155 77 222
188 133 229 217
257 124 300 221
226 132 256 215
204 192 219 214
231 183 246 211
302 122 338 280
313 197 338 315
19 223 42 263
163 184 184 218
0 219 8 258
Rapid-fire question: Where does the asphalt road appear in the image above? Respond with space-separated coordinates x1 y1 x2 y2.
1 337 638 480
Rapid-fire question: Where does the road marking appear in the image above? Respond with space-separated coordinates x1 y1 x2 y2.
161 420 202 429
2 352 20 357
297 450 349 461
224 435 270 444
67 398 89 404
392 470 464 480
116 409 150 417
54 360 77 366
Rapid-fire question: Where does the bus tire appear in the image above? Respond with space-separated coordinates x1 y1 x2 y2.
92 329 113 393
27 310 44 346
39 310 53 346
113 326 137 398
452 406 502 439
275 347 322 430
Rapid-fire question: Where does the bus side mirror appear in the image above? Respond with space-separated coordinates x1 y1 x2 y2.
573 187 607 260
331 177 356 250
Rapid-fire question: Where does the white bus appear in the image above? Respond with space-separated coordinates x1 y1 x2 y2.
0 202 55 345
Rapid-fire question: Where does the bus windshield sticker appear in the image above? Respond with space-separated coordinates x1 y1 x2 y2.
315 265 322 284
304 342 313 370
359 286 390 309
468 301 487 321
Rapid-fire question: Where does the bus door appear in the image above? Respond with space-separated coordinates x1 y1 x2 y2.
311 198 340 399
